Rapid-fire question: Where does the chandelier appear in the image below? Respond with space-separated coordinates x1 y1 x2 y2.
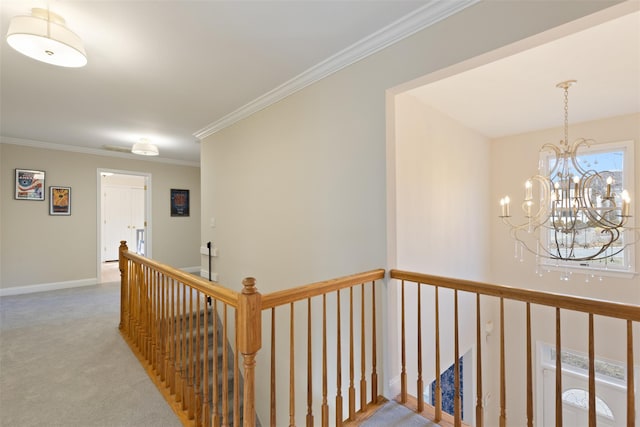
499 80 635 263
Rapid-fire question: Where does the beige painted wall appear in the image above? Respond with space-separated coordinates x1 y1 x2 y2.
393 93 491 424
199 1 627 424
1 143 201 290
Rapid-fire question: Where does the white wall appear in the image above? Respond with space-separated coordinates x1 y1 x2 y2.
199 1 628 424
391 93 490 420
1 143 201 291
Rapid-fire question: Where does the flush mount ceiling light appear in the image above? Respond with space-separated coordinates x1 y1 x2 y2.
6 8 87 68
131 139 159 156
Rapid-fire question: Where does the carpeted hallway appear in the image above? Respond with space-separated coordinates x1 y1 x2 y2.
0 282 180 427
0 280 438 427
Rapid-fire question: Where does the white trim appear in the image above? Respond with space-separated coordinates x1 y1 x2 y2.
0 136 199 168
0 279 97 297
193 0 479 140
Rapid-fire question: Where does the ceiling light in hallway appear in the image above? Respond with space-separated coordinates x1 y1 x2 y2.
131 138 159 156
6 8 87 68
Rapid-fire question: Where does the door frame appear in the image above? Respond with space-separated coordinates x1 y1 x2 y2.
97 168 152 282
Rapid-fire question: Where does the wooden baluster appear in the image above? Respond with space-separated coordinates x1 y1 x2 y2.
188 286 195 418
153 272 159 374
222 304 229 426
160 274 166 383
370 281 378 404
526 303 533 427
181 282 188 409
454 290 461 427
322 294 329 427
145 266 151 360
360 283 367 411
289 303 295 427
476 293 483 427
176 282 184 405
336 290 343 427
195 290 203 425
203 291 210 426
627 320 635 427
588 313 595 427
118 241 128 332
417 283 424 413
400 280 407 404
349 287 356 420
213 299 220 427
169 278 176 396
555 307 563 427
306 298 314 427
499 297 506 427
234 310 240 427
271 307 276 427
434 286 442 422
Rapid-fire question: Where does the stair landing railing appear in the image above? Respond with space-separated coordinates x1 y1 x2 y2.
390 268 639 427
119 241 386 426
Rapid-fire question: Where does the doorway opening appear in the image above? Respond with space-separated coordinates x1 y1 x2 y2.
98 169 151 283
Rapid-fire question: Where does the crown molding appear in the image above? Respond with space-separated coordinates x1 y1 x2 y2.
193 0 479 140
0 136 200 167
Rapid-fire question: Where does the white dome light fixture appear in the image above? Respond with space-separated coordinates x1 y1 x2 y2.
131 139 159 156
6 8 87 68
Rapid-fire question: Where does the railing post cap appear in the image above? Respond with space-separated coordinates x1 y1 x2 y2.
242 277 257 294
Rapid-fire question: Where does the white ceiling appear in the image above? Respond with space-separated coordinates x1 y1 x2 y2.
1 0 440 165
410 10 640 139
1 2 638 166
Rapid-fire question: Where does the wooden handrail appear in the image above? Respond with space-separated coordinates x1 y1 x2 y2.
122 249 239 307
261 269 385 309
390 269 640 321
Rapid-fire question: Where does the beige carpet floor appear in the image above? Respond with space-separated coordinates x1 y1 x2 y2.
0 282 181 427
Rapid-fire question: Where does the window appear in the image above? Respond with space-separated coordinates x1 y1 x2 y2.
540 140 635 276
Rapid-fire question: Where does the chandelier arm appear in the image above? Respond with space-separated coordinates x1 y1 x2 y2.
540 143 562 178
568 138 595 176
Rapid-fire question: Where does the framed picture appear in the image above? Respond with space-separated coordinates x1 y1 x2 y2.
171 189 190 217
15 169 45 200
50 186 71 215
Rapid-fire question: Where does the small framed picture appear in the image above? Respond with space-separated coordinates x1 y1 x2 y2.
171 189 190 217
50 186 71 215
15 169 45 200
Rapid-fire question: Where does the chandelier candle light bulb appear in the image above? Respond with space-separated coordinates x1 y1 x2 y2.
622 190 631 217
606 176 613 199
500 196 511 217
525 180 533 200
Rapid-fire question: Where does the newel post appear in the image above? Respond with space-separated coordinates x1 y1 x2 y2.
238 277 262 427
118 241 129 332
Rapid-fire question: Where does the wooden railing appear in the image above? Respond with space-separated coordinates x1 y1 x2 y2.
119 240 638 427
119 241 260 426
119 241 385 426
260 268 386 426
390 269 639 427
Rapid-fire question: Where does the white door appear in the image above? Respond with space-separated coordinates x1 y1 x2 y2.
102 182 146 261
542 368 622 426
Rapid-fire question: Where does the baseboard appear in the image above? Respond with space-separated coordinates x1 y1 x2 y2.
1 266 207 297
0 278 97 297
181 266 201 274
199 269 218 282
